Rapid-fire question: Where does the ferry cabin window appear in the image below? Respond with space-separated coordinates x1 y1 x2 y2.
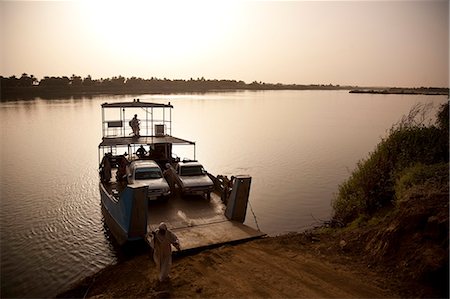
180 166 205 176
135 168 162 179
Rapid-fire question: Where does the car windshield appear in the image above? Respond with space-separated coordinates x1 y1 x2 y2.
180 165 205 176
135 167 162 179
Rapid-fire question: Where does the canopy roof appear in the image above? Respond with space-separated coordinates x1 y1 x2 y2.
99 135 194 147
101 101 173 108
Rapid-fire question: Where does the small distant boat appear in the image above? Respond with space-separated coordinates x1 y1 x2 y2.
98 99 264 248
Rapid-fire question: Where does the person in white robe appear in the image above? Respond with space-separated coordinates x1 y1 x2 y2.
150 222 180 282
129 114 140 137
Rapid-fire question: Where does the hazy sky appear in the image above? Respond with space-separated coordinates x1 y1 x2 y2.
1 0 448 87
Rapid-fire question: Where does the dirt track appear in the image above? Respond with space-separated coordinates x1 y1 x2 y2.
72 235 401 299
167 241 394 298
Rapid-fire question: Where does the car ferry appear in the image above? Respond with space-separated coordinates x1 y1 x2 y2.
98 99 264 248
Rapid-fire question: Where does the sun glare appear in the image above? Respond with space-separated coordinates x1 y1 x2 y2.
80 1 239 73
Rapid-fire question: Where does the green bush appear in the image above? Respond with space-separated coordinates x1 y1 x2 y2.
332 102 449 225
395 162 449 202
437 101 449 133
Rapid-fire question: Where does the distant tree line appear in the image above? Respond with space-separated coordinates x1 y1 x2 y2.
0 73 353 100
349 87 449 96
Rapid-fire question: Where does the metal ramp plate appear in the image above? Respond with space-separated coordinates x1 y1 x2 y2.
145 193 265 251
171 220 265 251
146 220 265 252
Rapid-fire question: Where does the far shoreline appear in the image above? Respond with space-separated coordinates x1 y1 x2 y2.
2 74 448 101
0 76 355 101
1 86 448 102
349 87 449 96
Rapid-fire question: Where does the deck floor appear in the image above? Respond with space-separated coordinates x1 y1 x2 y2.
146 193 265 251
147 193 227 230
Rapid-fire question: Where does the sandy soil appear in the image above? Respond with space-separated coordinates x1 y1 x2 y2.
60 232 408 299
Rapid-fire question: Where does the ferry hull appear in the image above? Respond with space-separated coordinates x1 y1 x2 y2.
100 183 148 245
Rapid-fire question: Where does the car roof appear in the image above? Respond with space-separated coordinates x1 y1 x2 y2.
178 161 203 167
131 160 160 168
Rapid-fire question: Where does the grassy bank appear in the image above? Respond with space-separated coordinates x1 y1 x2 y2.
330 101 449 297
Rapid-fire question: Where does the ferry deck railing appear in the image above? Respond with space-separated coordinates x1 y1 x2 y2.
101 101 173 138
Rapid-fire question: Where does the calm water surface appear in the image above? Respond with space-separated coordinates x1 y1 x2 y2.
0 90 446 297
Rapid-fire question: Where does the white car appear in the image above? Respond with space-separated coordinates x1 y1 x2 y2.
127 160 171 200
166 161 214 199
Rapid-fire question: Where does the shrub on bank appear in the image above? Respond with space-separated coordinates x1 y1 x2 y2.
332 101 449 225
395 162 449 202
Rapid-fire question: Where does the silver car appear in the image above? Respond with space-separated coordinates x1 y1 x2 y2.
127 160 171 200
166 161 214 199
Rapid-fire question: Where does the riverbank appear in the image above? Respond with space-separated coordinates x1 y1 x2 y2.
58 218 446 299
57 232 398 299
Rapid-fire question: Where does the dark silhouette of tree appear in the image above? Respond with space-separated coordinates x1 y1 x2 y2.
83 75 94 87
70 74 82 86
17 73 37 87
40 76 70 88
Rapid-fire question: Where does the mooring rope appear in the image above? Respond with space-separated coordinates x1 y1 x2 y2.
248 200 261 232
83 277 96 299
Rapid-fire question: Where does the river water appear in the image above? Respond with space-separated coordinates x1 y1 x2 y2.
0 90 446 297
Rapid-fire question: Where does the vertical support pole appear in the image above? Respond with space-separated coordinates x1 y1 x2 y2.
101 106 105 137
122 107 125 137
193 143 196 160
169 106 172 135
151 107 154 136
145 108 148 136
163 106 165 134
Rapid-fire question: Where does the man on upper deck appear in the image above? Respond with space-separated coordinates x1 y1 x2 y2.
130 114 140 137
